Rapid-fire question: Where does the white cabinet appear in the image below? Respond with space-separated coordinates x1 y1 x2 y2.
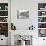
0 35 8 45
38 37 46 46
0 0 8 45
37 2 46 46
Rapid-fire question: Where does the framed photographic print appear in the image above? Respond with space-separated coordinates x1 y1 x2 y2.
17 10 29 19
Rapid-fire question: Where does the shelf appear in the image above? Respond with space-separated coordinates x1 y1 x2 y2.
38 15 46 17
38 22 46 23
38 10 46 11
0 10 8 11
0 22 8 23
38 28 46 29
0 16 8 17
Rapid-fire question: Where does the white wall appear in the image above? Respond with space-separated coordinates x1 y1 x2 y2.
11 0 46 46
11 0 38 30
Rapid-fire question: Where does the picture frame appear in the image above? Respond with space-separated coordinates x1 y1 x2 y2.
17 9 29 19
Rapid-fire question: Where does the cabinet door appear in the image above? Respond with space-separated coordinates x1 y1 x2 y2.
38 38 46 46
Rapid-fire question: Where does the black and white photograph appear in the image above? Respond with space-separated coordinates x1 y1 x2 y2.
17 10 29 19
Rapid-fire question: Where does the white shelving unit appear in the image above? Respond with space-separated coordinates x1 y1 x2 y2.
0 3 8 35
0 2 9 45
38 3 46 37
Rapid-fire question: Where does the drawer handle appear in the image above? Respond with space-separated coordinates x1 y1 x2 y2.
1 39 3 40
43 39 45 40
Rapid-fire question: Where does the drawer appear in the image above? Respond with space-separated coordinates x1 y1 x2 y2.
0 37 8 45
